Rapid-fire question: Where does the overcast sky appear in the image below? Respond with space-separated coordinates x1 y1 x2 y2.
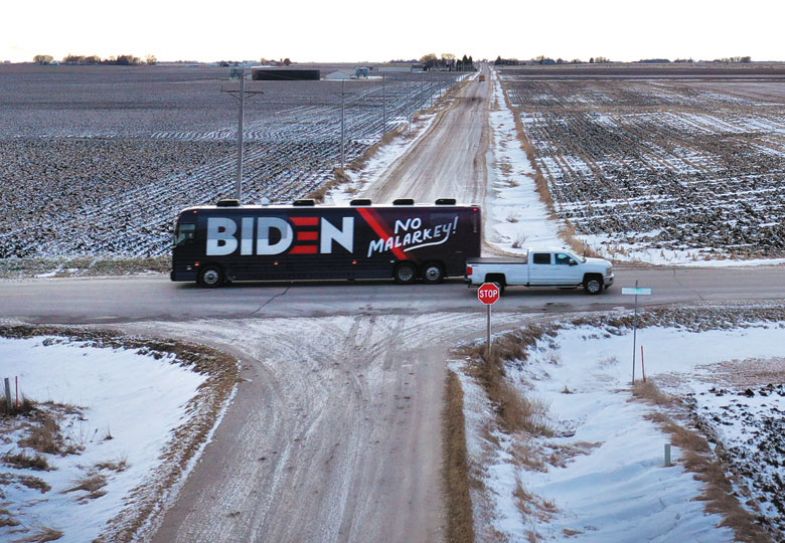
3 0 783 63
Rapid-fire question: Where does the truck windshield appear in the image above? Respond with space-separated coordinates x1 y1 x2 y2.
174 223 195 247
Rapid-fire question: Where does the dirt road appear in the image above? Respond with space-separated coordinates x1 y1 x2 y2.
136 314 504 543
362 70 490 204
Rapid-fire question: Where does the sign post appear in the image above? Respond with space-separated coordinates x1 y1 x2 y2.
478 282 501 359
622 281 652 384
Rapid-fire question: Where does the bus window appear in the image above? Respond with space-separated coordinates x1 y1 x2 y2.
174 223 195 247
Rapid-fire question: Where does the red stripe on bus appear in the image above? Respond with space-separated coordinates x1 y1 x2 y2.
356 208 408 261
291 217 319 226
290 245 318 254
297 231 318 241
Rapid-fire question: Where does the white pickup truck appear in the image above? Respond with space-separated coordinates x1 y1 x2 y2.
465 249 614 294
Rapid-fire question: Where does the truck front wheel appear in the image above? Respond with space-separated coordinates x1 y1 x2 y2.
583 274 603 295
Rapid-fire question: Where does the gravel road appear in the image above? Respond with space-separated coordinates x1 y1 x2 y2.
362 70 490 205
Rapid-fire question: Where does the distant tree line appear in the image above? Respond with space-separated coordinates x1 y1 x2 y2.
494 55 613 66
491 55 752 66
255 58 292 66
419 53 475 71
713 56 752 63
33 54 157 65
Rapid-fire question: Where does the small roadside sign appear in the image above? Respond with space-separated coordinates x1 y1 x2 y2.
623 281 651 384
622 287 652 296
478 282 501 305
477 282 501 359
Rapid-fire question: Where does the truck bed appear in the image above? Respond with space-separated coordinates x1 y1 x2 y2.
467 256 527 265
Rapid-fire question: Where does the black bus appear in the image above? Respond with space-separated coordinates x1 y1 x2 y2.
171 199 482 287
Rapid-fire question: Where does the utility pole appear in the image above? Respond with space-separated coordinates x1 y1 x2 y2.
237 72 245 200
340 78 345 169
382 72 387 137
221 68 263 202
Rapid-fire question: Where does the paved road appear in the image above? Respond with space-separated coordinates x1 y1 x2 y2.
3 266 785 325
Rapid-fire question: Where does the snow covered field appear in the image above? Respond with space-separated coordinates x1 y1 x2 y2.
0 64 459 259
457 307 785 542
0 330 237 542
501 69 785 265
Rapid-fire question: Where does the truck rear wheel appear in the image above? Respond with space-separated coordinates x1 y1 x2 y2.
583 274 603 295
422 262 444 284
394 262 417 284
198 265 225 288
485 274 506 295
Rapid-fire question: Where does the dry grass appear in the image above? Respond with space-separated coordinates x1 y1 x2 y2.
463 325 555 437
443 371 475 543
2 451 50 471
12 527 64 542
19 475 51 493
0 508 20 528
307 167 352 203
64 473 108 501
645 412 770 543
514 478 557 530
0 396 35 417
631 379 674 406
19 412 62 455
95 459 128 473
0 255 170 279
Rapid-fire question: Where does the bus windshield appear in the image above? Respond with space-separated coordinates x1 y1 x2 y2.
174 223 195 247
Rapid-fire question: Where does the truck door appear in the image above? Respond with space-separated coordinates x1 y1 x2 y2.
552 252 583 285
528 252 552 285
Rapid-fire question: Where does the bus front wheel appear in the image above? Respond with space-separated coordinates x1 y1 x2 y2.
198 265 225 288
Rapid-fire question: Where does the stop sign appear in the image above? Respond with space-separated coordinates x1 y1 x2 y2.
477 282 501 305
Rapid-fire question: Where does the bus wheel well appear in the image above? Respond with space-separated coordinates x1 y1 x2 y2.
421 261 445 284
394 261 417 284
197 263 225 288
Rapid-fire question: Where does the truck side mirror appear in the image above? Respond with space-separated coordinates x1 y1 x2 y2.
569 260 577 266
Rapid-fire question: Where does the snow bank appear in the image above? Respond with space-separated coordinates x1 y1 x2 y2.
466 321 785 542
486 69 566 254
0 336 206 543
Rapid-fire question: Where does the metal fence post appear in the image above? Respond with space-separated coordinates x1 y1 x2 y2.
4 378 11 413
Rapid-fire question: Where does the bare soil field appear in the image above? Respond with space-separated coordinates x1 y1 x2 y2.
0 64 458 258
500 64 785 263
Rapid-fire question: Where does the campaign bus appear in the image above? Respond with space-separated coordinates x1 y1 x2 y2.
171 198 482 287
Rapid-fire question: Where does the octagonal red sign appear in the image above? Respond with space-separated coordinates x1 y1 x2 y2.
477 282 500 305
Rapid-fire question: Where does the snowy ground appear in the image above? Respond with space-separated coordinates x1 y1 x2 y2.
0 333 233 543
458 312 785 542
485 70 566 255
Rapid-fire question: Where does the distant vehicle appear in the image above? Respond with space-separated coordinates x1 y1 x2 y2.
478 74 486 82
172 199 482 287
465 249 614 294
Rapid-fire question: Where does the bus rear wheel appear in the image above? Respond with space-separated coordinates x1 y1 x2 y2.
394 262 417 284
198 265 225 288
